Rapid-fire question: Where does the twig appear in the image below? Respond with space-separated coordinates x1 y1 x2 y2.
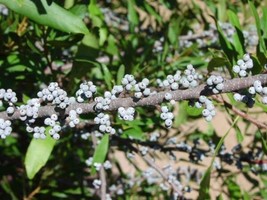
212 95 267 129
24 186 41 200
179 32 209 41
99 166 107 200
1 74 267 123
142 155 183 196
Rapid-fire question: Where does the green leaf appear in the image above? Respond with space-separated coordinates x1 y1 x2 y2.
207 56 230 73
248 1 267 54
234 126 244 143
101 64 113 90
214 19 236 70
143 2 162 23
216 194 224 200
121 127 145 141
127 0 139 29
106 34 118 55
251 55 263 75
99 28 108 46
259 130 267 155
197 116 239 200
91 134 109 174
24 130 56 179
0 0 89 34
68 4 87 19
227 10 241 29
117 64 125 85
197 166 212 200
217 0 226 21
168 16 181 45
228 10 245 55
186 104 202 117
226 178 242 199
88 0 103 18
261 7 267 39
82 33 99 49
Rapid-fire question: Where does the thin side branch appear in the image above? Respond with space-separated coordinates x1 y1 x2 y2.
212 95 267 129
142 155 183 196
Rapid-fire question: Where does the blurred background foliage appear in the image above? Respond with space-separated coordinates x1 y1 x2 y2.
0 0 267 199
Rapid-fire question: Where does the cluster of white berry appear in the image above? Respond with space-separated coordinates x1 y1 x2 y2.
206 75 224 94
234 80 267 107
94 95 111 111
149 131 160 141
109 184 124 196
67 108 82 128
134 78 151 99
180 64 203 88
44 114 61 140
233 53 253 77
93 179 101 189
120 74 155 99
94 85 124 111
0 4 8 16
160 106 174 128
94 112 116 134
80 130 90 140
27 126 46 139
164 92 173 101
19 98 40 124
252 81 267 104
157 71 181 89
243 27 258 48
140 146 149 155
0 119 12 139
0 89 17 115
157 64 202 90
76 81 97 103
195 96 216 121
37 82 70 109
233 92 255 108
121 74 136 91
85 157 93 166
118 107 135 121
93 162 102 171
91 160 113 171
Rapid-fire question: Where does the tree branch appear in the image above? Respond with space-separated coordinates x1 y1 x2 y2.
1 74 267 122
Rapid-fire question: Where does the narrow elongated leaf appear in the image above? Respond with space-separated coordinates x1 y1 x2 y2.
91 134 109 174
127 0 139 28
234 125 244 143
0 0 89 34
144 2 162 23
258 130 267 155
101 64 112 90
197 117 239 200
117 64 125 85
248 1 267 54
228 10 245 55
25 132 56 179
261 7 267 38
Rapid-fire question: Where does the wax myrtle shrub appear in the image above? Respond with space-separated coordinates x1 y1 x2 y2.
1 0 267 199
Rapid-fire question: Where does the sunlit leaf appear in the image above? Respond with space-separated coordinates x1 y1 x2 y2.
25 130 56 179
